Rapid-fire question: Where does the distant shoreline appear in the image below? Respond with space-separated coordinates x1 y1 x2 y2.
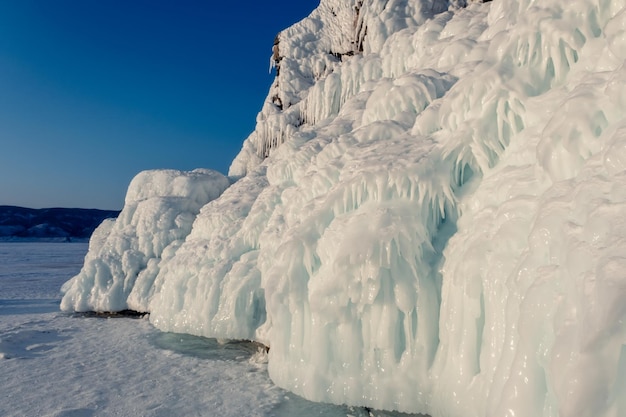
0 206 119 240
0 237 90 243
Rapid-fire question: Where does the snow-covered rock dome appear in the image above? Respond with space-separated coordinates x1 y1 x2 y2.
62 0 626 416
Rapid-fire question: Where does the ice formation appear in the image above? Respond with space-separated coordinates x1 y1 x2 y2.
62 0 626 416
60 169 230 312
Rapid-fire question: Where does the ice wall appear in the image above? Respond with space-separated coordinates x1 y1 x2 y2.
62 0 626 416
229 0 451 176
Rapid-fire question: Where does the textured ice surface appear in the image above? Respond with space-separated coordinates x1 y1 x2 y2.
4 243 409 417
62 0 626 416
61 169 230 312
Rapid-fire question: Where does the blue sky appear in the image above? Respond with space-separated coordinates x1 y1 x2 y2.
0 0 319 210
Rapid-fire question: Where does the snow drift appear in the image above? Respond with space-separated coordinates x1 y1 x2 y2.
62 0 626 416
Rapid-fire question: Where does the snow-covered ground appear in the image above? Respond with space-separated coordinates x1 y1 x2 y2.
0 242 424 417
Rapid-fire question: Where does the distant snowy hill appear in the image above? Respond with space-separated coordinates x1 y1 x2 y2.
61 1 626 416
0 206 119 240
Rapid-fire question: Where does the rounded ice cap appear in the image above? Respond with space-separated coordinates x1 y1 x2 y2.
125 168 230 207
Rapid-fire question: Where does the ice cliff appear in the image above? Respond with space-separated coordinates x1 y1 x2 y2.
61 0 626 416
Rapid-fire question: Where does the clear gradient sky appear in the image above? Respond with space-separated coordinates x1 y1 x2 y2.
0 0 319 210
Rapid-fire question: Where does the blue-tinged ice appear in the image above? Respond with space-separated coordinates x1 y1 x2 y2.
62 1 626 416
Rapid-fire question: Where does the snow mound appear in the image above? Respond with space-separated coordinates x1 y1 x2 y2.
61 169 229 312
62 0 626 416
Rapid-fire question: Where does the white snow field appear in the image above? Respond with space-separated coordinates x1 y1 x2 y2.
2 242 407 417
61 0 626 416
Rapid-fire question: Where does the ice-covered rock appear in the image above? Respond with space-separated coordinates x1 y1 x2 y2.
62 0 626 416
61 169 229 312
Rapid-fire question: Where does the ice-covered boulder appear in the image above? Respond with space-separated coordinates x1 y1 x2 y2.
61 169 229 312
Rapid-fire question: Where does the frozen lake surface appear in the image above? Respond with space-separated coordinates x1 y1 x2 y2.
0 242 422 417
